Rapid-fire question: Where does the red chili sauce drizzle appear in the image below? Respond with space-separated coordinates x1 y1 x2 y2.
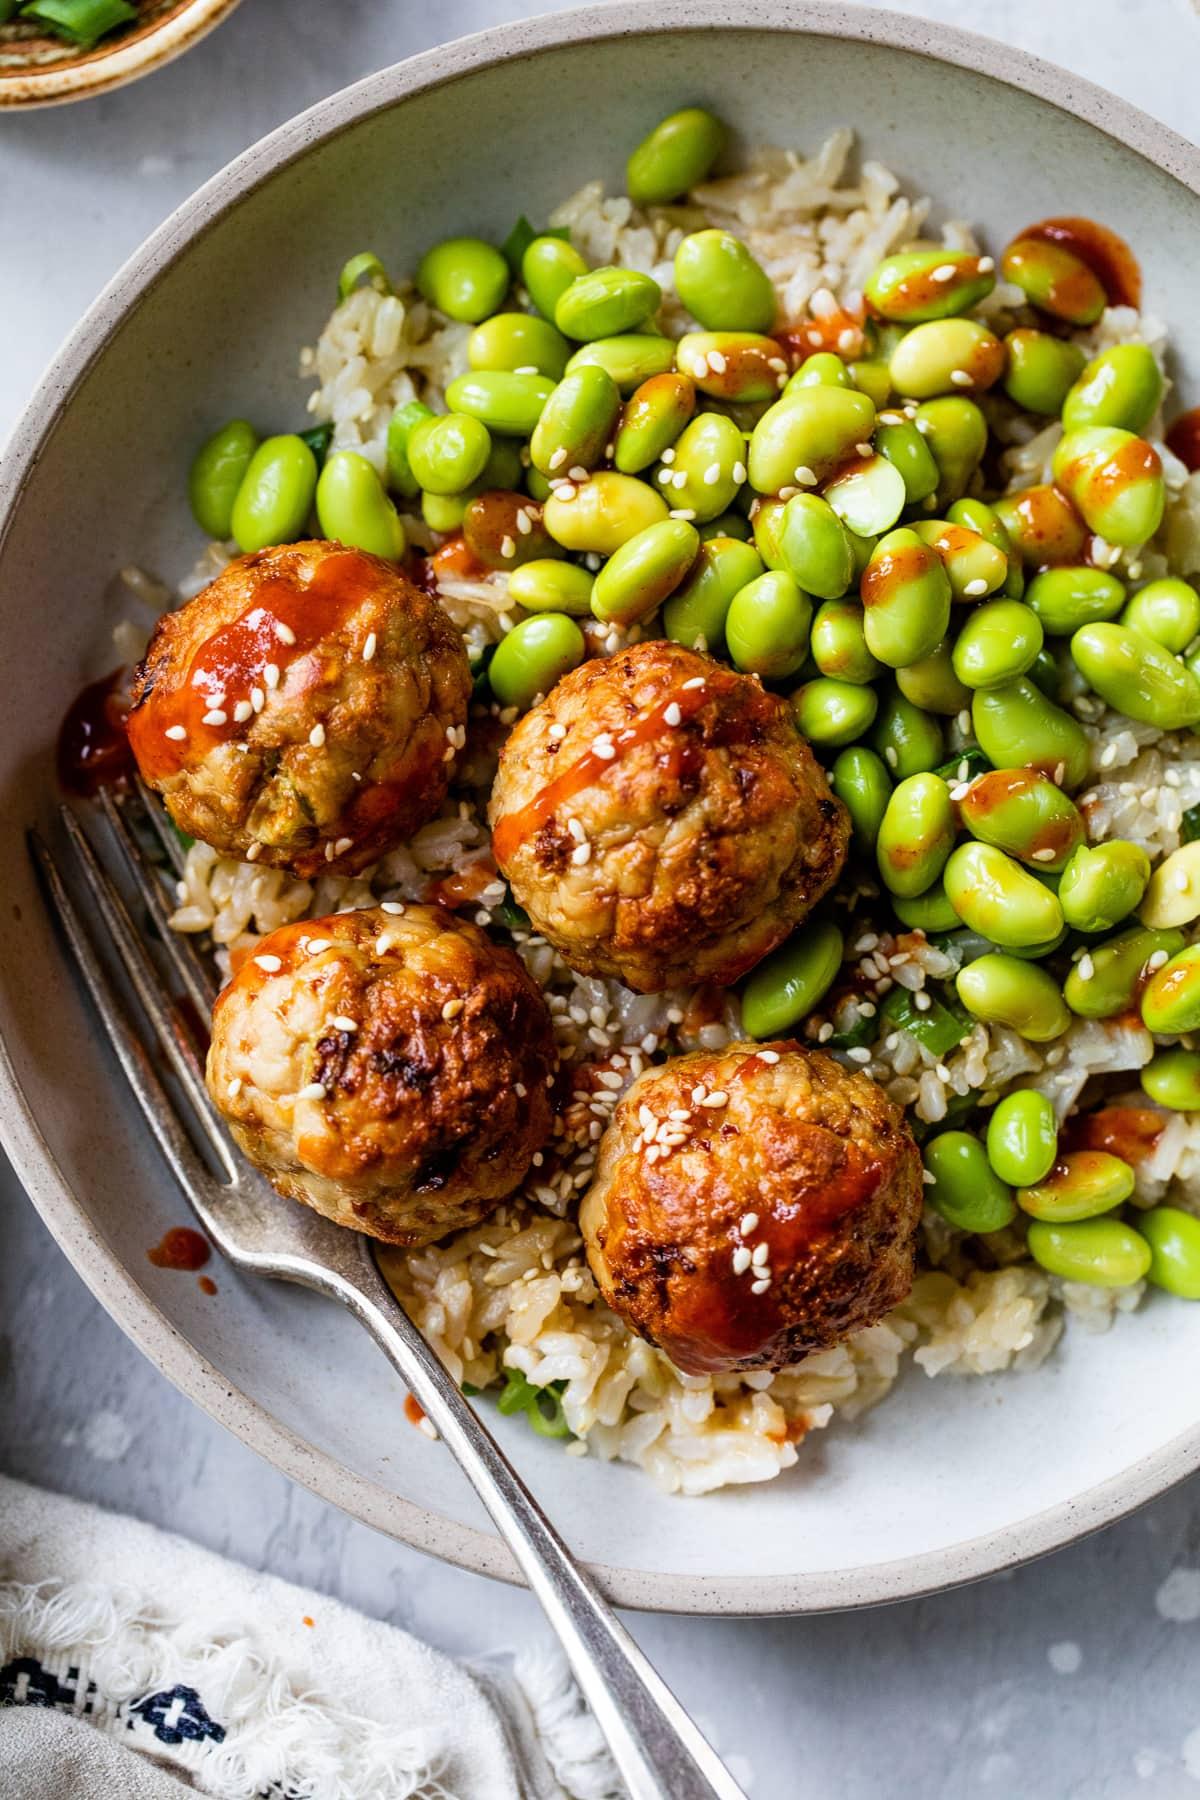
126 548 379 784
1167 408 1200 474
404 1394 427 1427
198 1275 218 1296
860 539 938 608
490 668 769 868
56 669 134 795
865 255 990 318
777 307 866 361
1020 217 1142 310
961 770 1080 861
148 1226 211 1272
1064 1106 1164 1165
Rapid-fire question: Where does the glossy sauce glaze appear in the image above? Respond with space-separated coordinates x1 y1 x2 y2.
1065 1105 1164 1165
860 538 939 608
961 769 1080 861
1166 408 1200 474
1021 216 1142 310
56 669 133 795
867 253 991 317
1002 484 1088 567
127 548 380 783
147 1226 211 1272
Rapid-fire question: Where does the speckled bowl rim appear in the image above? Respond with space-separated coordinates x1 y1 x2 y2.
4 0 1200 1615
0 0 243 108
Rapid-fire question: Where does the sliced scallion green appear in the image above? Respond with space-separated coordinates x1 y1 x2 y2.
337 252 392 304
19 0 136 49
880 984 971 1058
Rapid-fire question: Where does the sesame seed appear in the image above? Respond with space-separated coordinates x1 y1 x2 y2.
1031 847 1058 862
500 535 516 559
325 841 335 861
793 465 817 486
751 1242 770 1266
165 725 187 741
669 508 696 521
1147 949 1170 971
657 467 674 485
251 687 265 712
568 466 589 484
931 263 958 281
856 441 873 457
950 369 974 387
740 1211 759 1234
978 255 995 273
884 747 898 768
661 447 676 464
708 350 728 374
307 937 333 954
363 632 377 662
245 842 261 862
233 700 253 723
549 447 568 470
571 842 591 865
817 1022 834 1042
334 836 352 856
380 902 405 916
1077 954 1095 981
664 702 683 727
810 287 838 318
963 578 989 597
309 723 326 747
759 1049 780 1065
276 622 296 645
732 1246 753 1275
442 998 464 1021
227 1077 243 1098
298 1082 327 1101
914 991 931 1012
515 509 532 535
566 815 586 842
254 954 282 972
548 721 567 740
837 328 858 353
750 1277 772 1296
703 462 722 486
957 709 972 735
263 662 280 690
733 461 747 484
592 735 616 760
202 709 228 727
682 675 706 690
847 1046 872 1063
950 782 971 803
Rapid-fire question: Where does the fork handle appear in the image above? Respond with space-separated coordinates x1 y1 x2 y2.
319 1242 745 1800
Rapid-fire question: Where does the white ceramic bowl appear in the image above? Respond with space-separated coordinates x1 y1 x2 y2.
4 2 1200 1615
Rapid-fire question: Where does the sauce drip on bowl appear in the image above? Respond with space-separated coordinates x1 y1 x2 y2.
1167 407 1200 473
148 1225 211 1271
1020 216 1142 309
56 669 133 795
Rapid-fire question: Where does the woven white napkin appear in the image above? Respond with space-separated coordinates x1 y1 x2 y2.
0 1476 621 1800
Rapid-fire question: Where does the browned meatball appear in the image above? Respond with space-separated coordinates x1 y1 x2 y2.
487 642 848 993
579 1043 923 1375
128 541 471 878
206 904 557 1246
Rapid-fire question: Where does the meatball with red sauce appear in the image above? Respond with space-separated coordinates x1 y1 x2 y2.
487 642 849 993
127 541 471 878
579 1043 923 1375
206 904 557 1246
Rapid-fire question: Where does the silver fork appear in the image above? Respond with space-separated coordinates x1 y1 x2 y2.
31 786 747 1800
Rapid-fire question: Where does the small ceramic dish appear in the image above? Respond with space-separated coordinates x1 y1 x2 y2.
3 2 1200 1613
0 0 241 108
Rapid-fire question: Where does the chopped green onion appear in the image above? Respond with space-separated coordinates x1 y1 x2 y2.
496 1369 573 1439
913 1089 980 1144
501 215 572 274
493 886 530 932
19 0 135 47
461 1381 482 1397
1181 802 1200 846
934 747 991 787
880 984 971 1058
825 1009 876 1051
299 422 334 467
0 0 23 21
337 252 392 304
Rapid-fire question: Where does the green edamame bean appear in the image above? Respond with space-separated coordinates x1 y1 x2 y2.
315 450 406 560
889 318 1004 399
876 771 956 898
462 490 559 570
874 418 940 504
912 519 1008 602
444 371 555 437
422 490 471 532
956 953 1069 1041
1029 649 1061 697
1002 328 1086 415
530 365 622 477
1121 578 1200 655
567 334 677 393
416 237 509 323
952 601 1044 690
1024 565 1126 636
986 1090 1058 1187
892 883 962 933
1139 1207 1200 1299
971 678 1090 790
189 419 259 539
823 454 907 538
924 1131 1017 1234
896 639 971 715
626 106 725 206
1058 841 1150 933
1027 1217 1151 1287
992 484 1088 570
912 398 987 504
1141 1048 1200 1111
1139 843 1200 930
468 312 571 379
1019 1150 1135 1222
740 920 843 1038
555 266 661 342
864 248 995 323
699 510 752 543
674 229 776 333
725 570 813 679
1000 236 1106 326
507 559 594 616
543 470 668 555
1071 622 1200 729
385 400 435 498
663 536 763 651
1052 427 1165 548
488 614 586 709
870 687 945 778
230 434 318 554
1141 943 1200 1036
793 677 879 746
591 516 699 624
777 493 855 600
811 597 883 684
943 841 1065 949
958 767 1084 871
614 372 695 473
521 236 590 321
848 360 893 408
747 386 877 492
752 497 788 572
946 497 1024 600
406 412 492 496
830 746 892 848
656 411 746 522
1062 342 1164 435
785 352 853 394
860 527 952 668
677 331 786 404
1064 924 1185 1018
